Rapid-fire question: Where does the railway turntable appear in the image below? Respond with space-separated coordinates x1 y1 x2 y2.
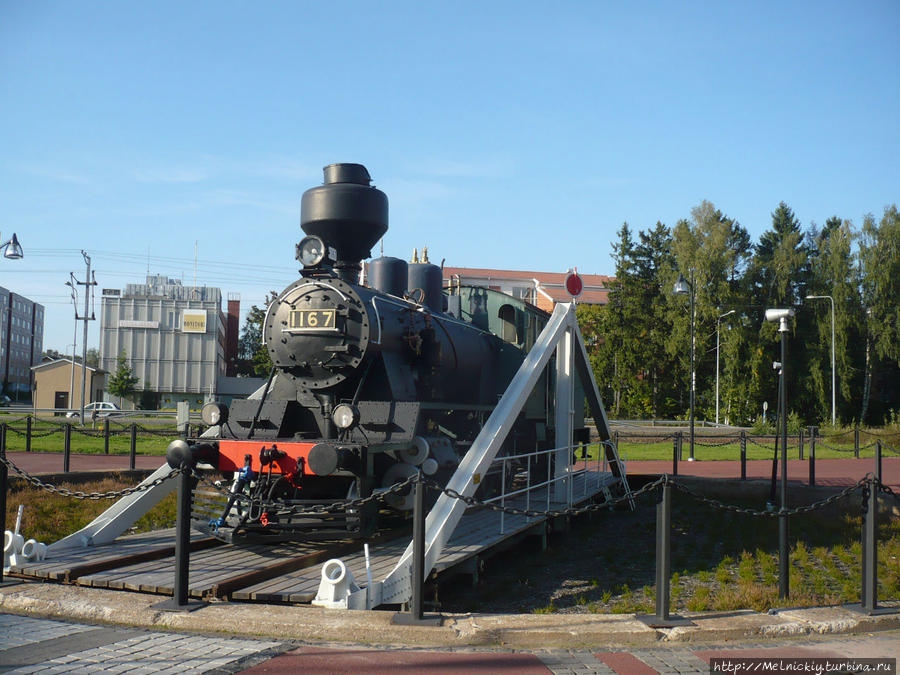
6 164 631 610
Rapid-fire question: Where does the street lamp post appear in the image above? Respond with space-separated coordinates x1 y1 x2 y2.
673 270 696 461
805 295 835 426
715 309 735 425
765 307 794 599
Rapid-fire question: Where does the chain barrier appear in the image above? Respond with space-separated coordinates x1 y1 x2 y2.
194 470 422 518
877 480 899 505
672 476 868 517
5 426 58 439
420 474 666 519
0 453 181 500
815 440 861 453
745 436 778 451
2 421 179 439
0 417 29 426
692 438 738 448
108 421 175 436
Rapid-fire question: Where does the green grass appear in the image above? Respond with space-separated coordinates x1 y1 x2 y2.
580 435 894 462
0 416 175 455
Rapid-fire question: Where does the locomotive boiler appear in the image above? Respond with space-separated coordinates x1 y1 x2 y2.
168 163 569 542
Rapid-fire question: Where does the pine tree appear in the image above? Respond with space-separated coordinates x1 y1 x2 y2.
107 350 139 407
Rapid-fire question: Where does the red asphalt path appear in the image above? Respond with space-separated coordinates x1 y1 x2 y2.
3 452 898 490
239 647 551 674
624 456 900 490
2 451 164 475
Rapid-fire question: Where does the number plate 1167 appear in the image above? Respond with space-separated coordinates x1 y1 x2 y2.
289 309 337 331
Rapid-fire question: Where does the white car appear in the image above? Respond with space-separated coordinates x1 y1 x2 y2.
66 402 123 420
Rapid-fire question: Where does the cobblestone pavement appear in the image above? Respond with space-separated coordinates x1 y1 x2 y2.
1 613 898 674
0 615 282 674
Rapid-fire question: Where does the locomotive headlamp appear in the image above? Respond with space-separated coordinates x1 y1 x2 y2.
201 401 229 426
332 403 360 430
296 235 336 268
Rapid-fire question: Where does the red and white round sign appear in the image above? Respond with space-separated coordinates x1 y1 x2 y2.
565 271 583 299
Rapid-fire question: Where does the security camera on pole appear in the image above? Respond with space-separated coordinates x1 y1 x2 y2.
765 307 794 599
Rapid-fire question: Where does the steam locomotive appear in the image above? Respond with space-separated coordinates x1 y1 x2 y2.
168 163 580 542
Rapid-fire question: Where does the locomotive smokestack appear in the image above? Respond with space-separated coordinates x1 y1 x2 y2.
301 163 388 282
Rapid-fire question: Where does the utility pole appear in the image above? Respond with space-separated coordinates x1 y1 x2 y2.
69 251 96 422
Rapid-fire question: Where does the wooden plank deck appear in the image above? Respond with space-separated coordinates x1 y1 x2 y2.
233 469 617 603
10 469 618 605
8 529 214 582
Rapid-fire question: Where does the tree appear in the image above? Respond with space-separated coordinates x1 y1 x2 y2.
107 350 139 407
236 291 279 377
858 205 900 424
86 348 100 369
806 217 862 425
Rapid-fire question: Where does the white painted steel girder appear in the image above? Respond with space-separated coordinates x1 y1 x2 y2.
378 302 629 606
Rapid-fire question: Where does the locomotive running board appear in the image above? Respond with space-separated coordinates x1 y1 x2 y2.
348 301 632 609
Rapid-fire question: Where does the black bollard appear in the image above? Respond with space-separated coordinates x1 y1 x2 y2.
129 424 137 471
152 467 206 612
876 441 882 485
672 433 679 476
854 427 860 459
25 417 31 453
638 480 691 627
799 429 804 460
392 472 442 626
740 431 747 481
861 477 878 613
0 424 8 585
104 419 110 455
63 423 71 473
808 427 816 487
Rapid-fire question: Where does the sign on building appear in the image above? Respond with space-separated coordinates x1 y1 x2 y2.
118 320 159 329
181 311 207 333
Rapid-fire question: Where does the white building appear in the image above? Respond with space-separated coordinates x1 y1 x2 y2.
99 275 227 408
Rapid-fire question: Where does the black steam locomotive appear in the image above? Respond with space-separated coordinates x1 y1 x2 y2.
168 163 571 542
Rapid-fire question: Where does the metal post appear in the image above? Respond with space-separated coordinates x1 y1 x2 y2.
740 431 747 481
861 478 878 613
638 480 691 628
854 427 860 459
799 429 804 460
392 471 441 626
875 440 882 486
656 483 671 620
173 468 192 605
809 427 816 487
152 467 206 612
689 271 695 462
0 424 7 583
104 419 110 455
63 423 72 473
778 323 789 599
129 424 137 471
672 433 679 476
25 417 31 453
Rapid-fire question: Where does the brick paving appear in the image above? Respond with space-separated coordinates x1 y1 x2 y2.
2 613 897 674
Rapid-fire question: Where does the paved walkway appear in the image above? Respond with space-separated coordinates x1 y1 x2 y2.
5 452 899 491
0 612 897 674
2 452 163 475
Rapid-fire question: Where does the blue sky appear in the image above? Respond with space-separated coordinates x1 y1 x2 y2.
1 1 897 353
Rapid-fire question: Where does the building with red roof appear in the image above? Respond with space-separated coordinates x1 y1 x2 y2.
442 267 612 312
